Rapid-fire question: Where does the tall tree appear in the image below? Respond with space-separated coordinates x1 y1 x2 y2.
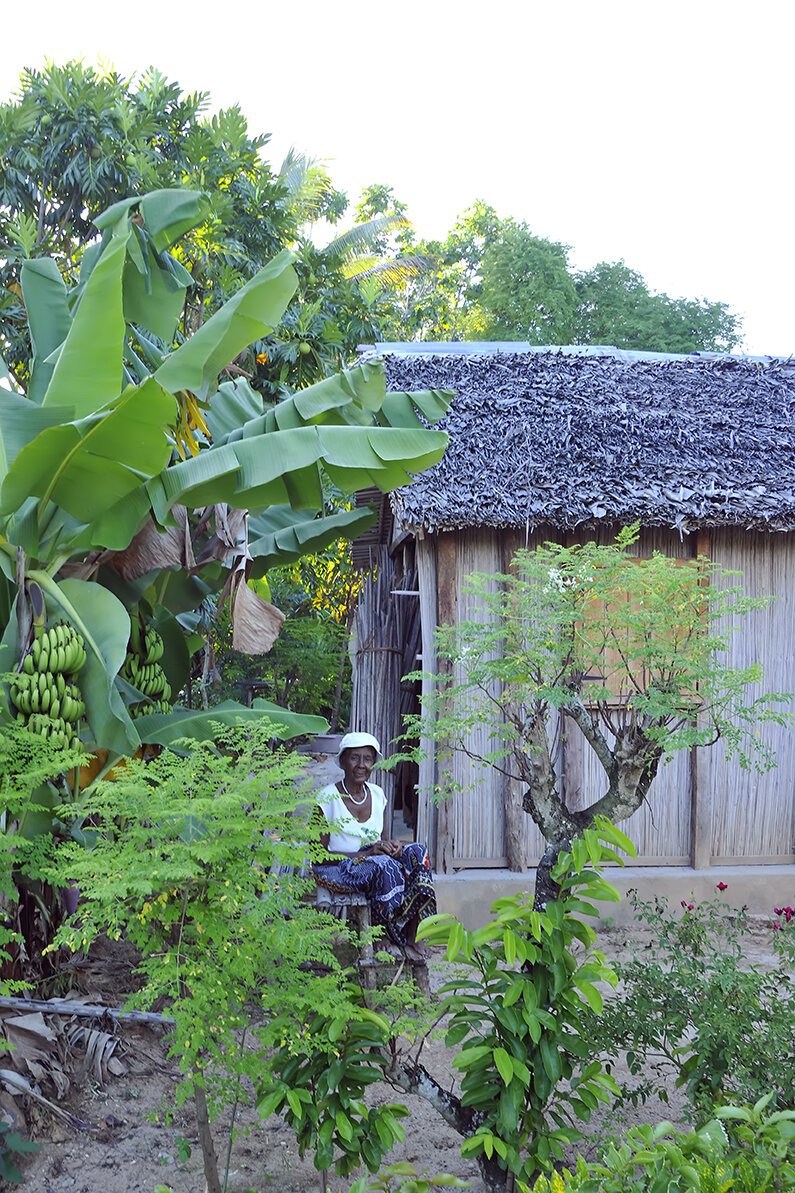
0 62 381 393
574 260 742 353
476 222 579 343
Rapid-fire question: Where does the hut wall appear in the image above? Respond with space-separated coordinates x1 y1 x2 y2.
448 529 505 866
414 523 794 871
416 535 439 861
706 529 795 863
563 525 694 862
350 546 422 828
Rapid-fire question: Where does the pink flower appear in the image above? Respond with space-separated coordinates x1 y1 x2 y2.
716 882 728 891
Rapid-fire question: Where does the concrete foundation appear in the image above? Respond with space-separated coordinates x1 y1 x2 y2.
434 864 795 929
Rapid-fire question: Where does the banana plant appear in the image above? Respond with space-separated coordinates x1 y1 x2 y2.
0 187 451 758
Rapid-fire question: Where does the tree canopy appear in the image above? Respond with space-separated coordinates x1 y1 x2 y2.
1 62 743 369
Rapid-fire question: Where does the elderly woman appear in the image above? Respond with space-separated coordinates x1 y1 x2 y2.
313 732 436 961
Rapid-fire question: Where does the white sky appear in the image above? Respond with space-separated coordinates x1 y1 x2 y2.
2 0 793 355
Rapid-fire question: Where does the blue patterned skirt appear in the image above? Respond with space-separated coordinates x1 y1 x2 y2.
313 843 436 947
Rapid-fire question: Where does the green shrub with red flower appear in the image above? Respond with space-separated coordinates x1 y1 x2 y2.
581 885 795 1116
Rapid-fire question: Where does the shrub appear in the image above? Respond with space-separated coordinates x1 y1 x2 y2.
529 1094 795 1192
588 888 795 1115
416 819 633 1187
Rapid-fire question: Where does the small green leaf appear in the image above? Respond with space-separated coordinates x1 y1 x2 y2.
493 1047 514 1086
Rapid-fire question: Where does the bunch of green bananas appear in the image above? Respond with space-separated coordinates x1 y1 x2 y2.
22 623 87 677
11 622 87 749
121 622 172 719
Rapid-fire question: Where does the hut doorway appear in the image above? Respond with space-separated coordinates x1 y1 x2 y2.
349 544 422 841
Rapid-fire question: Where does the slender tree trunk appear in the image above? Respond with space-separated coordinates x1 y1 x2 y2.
329 616 351 734
193 1073 222 1193
387 1057 507 1190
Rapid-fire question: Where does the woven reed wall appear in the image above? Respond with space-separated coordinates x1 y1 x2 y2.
406 524 794 870
705 529 795 862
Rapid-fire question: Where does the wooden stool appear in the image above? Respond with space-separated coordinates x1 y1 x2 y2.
314 887 430 995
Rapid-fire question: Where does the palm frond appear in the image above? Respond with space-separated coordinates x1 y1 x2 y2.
278 147 330 219
324 214 409 260
348 253 436 285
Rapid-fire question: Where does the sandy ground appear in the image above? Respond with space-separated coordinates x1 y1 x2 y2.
5 923 783 1193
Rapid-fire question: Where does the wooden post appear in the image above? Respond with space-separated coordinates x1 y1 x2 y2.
691 529 713 870
435 534 457 874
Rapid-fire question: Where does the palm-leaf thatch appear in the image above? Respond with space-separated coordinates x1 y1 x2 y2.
361 345 795 534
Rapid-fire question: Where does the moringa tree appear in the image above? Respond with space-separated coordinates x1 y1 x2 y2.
407 527 790 905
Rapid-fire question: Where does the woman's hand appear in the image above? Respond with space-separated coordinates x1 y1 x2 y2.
370 839 403 858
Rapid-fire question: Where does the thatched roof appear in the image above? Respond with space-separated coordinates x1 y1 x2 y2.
363 344 795 535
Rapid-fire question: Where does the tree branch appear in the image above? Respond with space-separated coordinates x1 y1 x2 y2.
561 695 613 774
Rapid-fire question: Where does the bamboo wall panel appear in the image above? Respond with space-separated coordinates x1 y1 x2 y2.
450 529 505 864
416 522 793 868
707 530 795 861
563 716 692 860
564 526 695 859
416 536 439 860
501 528 559 866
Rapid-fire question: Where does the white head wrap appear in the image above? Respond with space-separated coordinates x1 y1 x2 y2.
337 732 381 763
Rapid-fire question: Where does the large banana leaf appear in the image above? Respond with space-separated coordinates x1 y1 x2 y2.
0 392 71 484
19 259 71 405
155 250 298 401
122 191 210 340
247 504 377 576
123 243 186 343
148 424 448 518
138 189 212 254
213 362 452 443
133 698 327 746
41 210 131 418
205 378 264 442
1 379 176 537
29 572 139 755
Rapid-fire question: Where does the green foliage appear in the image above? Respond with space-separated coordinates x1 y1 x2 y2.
215 611 350 722
0 719 86 992
587 889 795 1116
26 724 360 1110
393 200 741 351
476 223 578 343
573 261 742 354
350 1162 470 1192
210 537 365 721
0 185 449 755
529 1096 795 1192
0 1118 40 1184
257 1003 408 1177
416 820 633 1185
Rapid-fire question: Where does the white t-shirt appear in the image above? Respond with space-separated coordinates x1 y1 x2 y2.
316 782 386 854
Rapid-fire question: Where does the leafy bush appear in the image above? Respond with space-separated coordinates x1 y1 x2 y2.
258 1002 408 1178
0 1119 40 1185
529 1094 795 1192
588 888 795 1115
416 819 634 1186
28 725 358 1110
350 1163 470 1191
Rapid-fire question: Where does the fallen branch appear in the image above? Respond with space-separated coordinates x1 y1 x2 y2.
0 995 174 1026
